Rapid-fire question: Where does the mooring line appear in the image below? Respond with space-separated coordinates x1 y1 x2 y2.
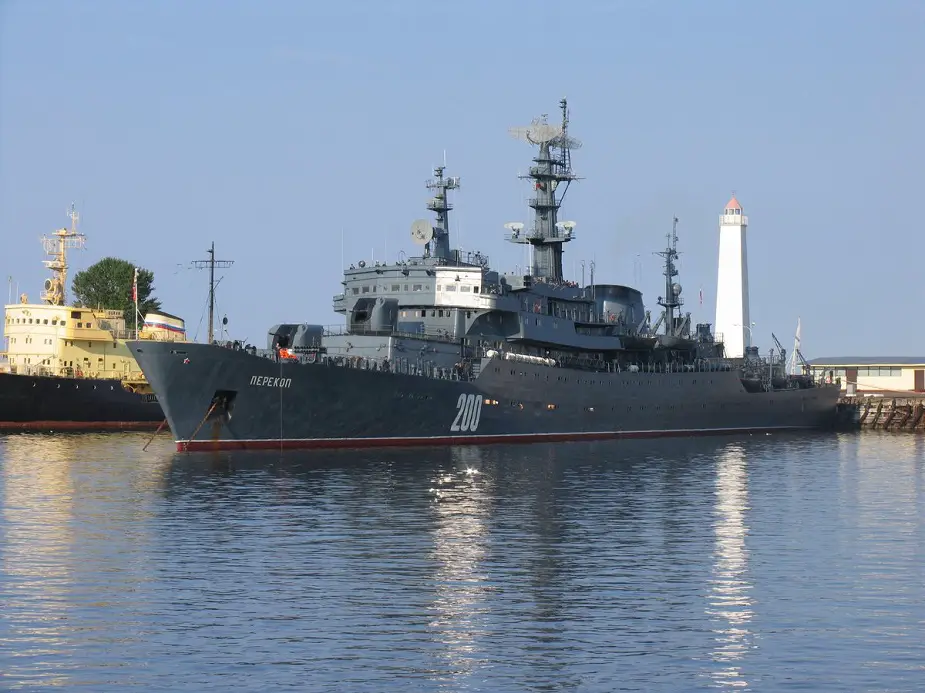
181 402 218 451
141 418 169 451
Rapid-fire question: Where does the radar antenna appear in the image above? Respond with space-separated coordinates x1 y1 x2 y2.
656 217 685 337
506 97 581 281
191 242 234 344
40 202 87 306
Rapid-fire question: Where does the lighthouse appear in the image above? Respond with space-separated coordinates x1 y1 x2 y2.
714 195 750 358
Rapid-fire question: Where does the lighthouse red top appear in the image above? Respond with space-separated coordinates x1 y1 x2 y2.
725 195 742 212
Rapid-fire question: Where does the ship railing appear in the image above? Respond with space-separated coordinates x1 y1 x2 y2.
252 347 474 382
321 324 463 345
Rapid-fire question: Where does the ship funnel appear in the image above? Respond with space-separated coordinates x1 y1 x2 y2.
141 311 187 342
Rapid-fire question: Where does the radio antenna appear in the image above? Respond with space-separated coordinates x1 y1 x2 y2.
191 242 234 343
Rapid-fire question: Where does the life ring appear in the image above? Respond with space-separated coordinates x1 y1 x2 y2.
307 352 317 364
609 314 615 322
533 301 542 313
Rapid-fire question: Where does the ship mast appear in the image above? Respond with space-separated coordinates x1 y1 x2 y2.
506 98 582 281
656 217 683 337
41 203 86 306
192 242 234 343
425 166 459 261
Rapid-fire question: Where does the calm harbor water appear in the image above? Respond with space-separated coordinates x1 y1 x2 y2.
0 431 923 692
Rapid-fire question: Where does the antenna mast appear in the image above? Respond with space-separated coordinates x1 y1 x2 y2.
425 166 460 261
656 217 683 337
41 203 86 306
505 97 582 281
191 242 234 343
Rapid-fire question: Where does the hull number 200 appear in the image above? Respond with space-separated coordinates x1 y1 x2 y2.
450 393 482 432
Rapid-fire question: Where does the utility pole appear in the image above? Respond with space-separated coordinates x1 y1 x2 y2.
192 242 234 343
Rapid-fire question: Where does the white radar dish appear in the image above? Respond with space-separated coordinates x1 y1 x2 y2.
508 122 563 145
410 219 434 245
504 222 524 235
556 220 577 231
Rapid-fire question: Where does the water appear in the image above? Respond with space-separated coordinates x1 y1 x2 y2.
1 431 923 692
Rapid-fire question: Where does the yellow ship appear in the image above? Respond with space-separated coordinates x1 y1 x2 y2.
1 204 186 429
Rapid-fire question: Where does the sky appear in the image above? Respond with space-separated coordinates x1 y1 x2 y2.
1 0 923 357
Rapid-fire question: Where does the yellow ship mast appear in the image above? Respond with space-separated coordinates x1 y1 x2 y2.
41 203 86 306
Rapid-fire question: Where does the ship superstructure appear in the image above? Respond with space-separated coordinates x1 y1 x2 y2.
1 205 186 429
128 100 841 451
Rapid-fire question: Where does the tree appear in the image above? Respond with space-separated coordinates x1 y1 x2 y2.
71 257 161 326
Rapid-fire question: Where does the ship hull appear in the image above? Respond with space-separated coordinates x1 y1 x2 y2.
0 372 163 431
128 341 842 451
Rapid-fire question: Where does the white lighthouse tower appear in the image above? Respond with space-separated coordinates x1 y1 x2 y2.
714 195 750 358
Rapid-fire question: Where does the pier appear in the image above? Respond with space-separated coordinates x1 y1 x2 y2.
839 394 925 432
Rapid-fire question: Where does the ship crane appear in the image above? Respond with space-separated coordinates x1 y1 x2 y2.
770 332 787 368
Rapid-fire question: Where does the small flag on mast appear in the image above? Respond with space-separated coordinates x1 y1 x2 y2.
699 286 703 306
132 267 138 302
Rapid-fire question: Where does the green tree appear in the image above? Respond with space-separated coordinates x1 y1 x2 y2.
71 257 161 326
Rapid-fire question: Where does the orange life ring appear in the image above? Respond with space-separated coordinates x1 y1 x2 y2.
609 314 615 322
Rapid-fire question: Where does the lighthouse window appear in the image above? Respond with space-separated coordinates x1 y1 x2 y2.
71 311 80 319
43 319 48 324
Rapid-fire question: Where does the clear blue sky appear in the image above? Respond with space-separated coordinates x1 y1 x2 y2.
2 0 923 357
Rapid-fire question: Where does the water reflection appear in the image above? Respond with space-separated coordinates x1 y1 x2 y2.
0 435 80 688
426 445 491 683
0 433 171 689
706 443 754 688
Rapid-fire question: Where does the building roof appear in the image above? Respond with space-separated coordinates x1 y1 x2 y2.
725 195 742 211
807 356 925 367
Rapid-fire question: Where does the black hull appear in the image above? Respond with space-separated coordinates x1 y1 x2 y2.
128 341 842 452
0 372 164 431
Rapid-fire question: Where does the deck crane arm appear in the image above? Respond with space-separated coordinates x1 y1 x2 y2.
770 332 787 367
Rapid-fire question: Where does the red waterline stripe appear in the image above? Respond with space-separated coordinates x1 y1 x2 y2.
0 420 165 431
177 426 814 452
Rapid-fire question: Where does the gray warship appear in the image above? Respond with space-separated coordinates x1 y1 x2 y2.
129 99 841 451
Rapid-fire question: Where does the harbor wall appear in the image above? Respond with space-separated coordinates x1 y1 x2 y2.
839 394 925 432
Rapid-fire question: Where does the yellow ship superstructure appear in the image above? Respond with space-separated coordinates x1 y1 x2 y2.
0 204 186 395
